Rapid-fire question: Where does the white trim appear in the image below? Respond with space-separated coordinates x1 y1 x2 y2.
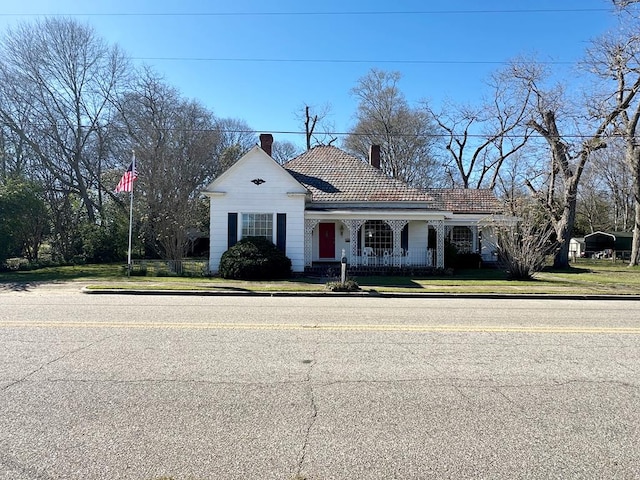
584 231 617 240
305 210 448 221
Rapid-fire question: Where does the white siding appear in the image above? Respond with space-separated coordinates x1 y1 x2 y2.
481 227 499 262
206 148 307 273
408 221 427 253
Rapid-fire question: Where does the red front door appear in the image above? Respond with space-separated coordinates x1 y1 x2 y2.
319 223 335 259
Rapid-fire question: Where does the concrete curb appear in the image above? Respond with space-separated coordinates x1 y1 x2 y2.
80 286 640 301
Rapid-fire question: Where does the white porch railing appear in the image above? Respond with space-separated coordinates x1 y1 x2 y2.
352 248 435 268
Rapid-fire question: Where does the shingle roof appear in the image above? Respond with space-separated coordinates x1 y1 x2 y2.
284 145 440 206
283 145 503 214
428 189 503 214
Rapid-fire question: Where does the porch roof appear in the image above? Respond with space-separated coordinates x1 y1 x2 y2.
429 188 503 214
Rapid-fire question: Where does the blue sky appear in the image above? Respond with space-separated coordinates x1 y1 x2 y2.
0 0 618 149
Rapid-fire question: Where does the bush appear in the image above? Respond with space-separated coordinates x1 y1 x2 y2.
219 237 292 280
454 252 482 269
443 239 458 269
326 279 361 292
491 214 556 280
80 224 124 263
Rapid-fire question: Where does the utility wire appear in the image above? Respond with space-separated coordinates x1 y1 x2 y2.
132 57 574 65
0 9 612 17
0 8 603 66
15 125 624 140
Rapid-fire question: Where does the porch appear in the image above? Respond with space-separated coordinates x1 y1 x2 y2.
351 247 436 268
304 217 454 270
304 261 440 277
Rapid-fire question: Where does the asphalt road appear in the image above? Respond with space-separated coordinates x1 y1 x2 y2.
1 286 639 479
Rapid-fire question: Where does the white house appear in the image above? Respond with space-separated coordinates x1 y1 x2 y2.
202 134 505 274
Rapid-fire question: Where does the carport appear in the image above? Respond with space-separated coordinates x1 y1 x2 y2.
584 231 633 259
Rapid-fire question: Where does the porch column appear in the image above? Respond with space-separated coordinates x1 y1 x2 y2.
428 219 445 268
304 219 319 267
445 225 453 238
347 219 365 266
385 220 408 267
471 225 479 252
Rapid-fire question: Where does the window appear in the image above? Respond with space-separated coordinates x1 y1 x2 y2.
242 213 273 240
451 226 473 253
363 220 393 253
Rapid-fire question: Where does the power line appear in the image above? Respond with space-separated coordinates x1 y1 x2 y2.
19 125 620 140
0 8 612 17
132 57 574 65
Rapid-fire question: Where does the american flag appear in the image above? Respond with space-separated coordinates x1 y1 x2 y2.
114 158 138 193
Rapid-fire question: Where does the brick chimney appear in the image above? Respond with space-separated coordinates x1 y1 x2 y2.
260 133 273 157
369 145 381 169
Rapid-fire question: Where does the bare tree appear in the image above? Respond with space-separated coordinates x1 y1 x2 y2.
585 22 640 264
506 58 634 269
577 143 634 232
576 166 616 234
0 113 33 179
116 69 219 263
489 201 557 280
344 69 443 188
0 18 128 224
212 118 256 174
427 66 533 189
295 103 336 150
271 140 302 164
614 0 640 9
494 149 541 216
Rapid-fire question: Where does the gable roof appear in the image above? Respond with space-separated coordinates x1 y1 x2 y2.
202 145 307 194
283 145 441 206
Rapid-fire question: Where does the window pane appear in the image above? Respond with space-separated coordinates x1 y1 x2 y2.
363 220 393 254
242 213 273 240
452 226 473 253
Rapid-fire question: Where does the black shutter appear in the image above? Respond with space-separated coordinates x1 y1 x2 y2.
228 213 238 248
276 213 286 253
401 224 409 251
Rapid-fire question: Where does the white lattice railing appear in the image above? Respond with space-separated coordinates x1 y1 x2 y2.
352 248 435 267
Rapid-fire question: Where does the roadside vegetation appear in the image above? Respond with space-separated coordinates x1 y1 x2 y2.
2 259 640 296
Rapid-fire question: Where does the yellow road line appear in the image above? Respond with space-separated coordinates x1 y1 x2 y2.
0 321 639 334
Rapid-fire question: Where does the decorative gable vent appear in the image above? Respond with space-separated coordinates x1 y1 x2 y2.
251 178 265 185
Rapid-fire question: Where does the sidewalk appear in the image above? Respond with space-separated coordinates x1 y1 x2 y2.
80 285 640 301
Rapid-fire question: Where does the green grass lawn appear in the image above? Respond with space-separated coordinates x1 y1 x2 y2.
2 259 640 295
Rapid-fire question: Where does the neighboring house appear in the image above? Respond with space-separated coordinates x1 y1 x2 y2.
202 134 506 274
569 237 586 259
584 231 633 259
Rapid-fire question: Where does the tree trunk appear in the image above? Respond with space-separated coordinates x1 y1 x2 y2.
553 191 577 269
630 191 640 266
627 145 640 266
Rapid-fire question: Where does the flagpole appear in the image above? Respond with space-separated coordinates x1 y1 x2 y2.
126 150 135 276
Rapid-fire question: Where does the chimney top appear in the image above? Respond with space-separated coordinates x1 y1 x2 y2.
369 145 381 169
259 133 273 157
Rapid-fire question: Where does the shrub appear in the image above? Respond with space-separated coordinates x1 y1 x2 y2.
219 236 292 280
454 252 482 269
80 223 124 263
443 239 458 269
490 214 556 280
326 279 361 292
